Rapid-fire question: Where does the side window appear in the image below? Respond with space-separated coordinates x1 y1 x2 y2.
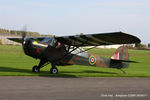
41 38 54 46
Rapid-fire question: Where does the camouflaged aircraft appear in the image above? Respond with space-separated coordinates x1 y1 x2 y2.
8 32 141 74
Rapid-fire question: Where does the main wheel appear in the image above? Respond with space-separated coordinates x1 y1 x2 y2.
32 66 40 72
50 67 58 74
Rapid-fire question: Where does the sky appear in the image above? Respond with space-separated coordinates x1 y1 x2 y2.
0 0 150 44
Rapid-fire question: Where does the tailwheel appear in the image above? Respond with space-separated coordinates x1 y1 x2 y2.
50 67 58 74
32 66 40 72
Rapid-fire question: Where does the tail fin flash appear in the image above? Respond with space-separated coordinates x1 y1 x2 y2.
111 52 122 60
111 46 129 61
110 46 129 69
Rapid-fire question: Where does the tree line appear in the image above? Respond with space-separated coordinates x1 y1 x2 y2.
0 28 40 36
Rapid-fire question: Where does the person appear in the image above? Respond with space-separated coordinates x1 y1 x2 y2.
57 42 61 48
57 42 66 56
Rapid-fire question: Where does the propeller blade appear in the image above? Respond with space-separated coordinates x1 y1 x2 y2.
22 26 27 45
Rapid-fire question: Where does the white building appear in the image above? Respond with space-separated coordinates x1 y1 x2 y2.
98 45 123 49
0 33 21 45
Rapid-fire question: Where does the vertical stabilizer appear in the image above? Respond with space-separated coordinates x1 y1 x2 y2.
110 46 129 69
111 46 129 61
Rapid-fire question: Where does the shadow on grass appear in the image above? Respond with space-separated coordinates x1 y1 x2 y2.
0 66 118 77
61 70 118 74
84 70 118 74
0 66 76 77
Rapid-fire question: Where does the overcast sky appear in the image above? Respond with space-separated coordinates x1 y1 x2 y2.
0 0 150 44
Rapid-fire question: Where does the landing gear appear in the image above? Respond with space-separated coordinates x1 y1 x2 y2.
32 59 48 73
32 59 58 74
50 67 58 74
50 63 58 74
32 66 40 72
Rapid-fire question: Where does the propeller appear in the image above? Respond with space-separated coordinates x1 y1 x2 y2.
22 26 27 46
14 26 28 59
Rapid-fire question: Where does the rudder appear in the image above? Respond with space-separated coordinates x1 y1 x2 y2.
110 46 129 69
111 46 129 61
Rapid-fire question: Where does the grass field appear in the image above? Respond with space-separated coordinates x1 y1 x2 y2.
0 45 150 77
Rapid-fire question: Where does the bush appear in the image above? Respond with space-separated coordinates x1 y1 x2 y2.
136 43 147 49
0 40 2 45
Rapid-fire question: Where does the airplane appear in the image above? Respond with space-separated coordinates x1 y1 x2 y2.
8 32 141 74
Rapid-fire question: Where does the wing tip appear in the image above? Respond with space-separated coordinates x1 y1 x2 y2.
120 32 141 43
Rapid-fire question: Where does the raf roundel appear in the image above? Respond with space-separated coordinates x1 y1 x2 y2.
89 56 96 65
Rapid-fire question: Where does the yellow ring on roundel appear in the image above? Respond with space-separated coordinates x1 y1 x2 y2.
89 55 96 65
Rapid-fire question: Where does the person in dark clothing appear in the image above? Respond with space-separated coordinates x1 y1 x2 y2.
57 42 66 56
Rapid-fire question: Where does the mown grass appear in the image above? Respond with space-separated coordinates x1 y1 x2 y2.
0 45 150 77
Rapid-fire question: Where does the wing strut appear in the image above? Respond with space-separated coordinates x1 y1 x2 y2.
120 69 126 74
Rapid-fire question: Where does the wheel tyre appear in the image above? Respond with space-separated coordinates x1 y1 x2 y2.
50 68 58 74
32 66 40 72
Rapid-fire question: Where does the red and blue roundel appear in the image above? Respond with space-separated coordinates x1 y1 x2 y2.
89 56 96 65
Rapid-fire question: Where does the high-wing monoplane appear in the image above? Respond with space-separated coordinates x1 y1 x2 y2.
8 32 141 74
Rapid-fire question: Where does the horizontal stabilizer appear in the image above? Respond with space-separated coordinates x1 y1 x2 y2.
111 59 138 63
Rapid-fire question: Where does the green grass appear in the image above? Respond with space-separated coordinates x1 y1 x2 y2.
0 45 150 77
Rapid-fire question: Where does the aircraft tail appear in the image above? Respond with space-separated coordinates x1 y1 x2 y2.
111 46 129 61
109 46 130 69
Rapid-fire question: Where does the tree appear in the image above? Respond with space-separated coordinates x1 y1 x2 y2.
135 43 147 49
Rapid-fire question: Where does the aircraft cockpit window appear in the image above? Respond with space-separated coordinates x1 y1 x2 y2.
41 38 54 46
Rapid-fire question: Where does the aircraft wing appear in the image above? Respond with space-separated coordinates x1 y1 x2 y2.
8 38 22 43
55 32 141 46
7 37 46 43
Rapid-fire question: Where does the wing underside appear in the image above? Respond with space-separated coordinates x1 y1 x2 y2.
8 32 141 47
55 32 141 46
7 37 46 43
